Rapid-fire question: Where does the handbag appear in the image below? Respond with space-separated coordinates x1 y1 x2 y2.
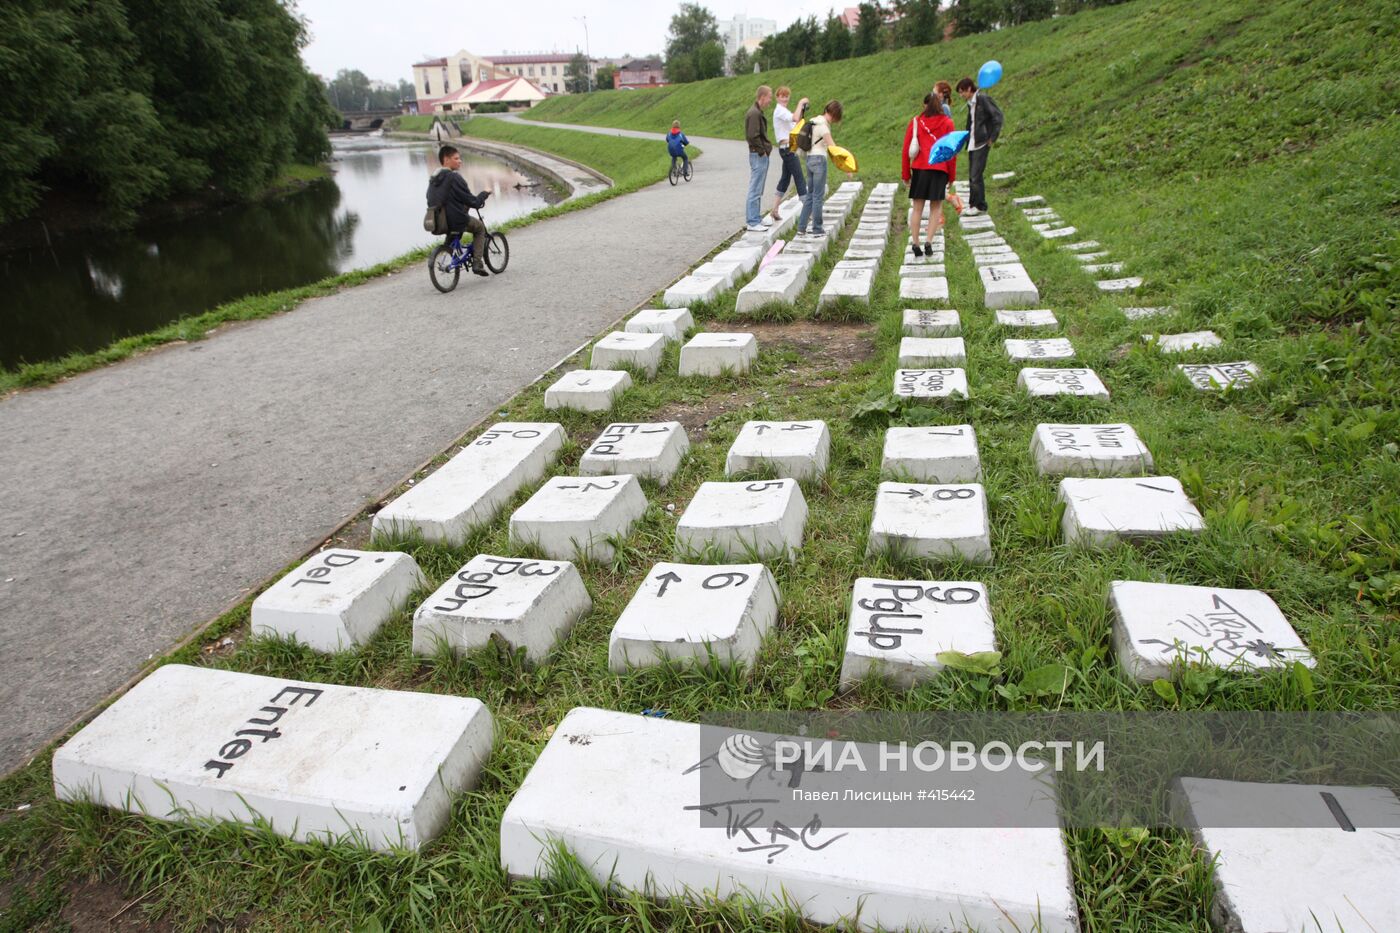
906 118 920 161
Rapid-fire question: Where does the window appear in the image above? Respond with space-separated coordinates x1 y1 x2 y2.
424 77 431 95
528 65 535 76
552 65 558 75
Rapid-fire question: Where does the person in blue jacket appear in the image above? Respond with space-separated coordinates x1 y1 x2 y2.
666 121 690 175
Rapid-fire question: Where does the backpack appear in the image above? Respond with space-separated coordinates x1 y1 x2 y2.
795 117 816 153
423 205 449 235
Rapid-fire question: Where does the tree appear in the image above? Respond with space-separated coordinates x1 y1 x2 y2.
664 3 722 83
948 0 1003 35
729 47 752 75
594 63 617 90
894 0 941 48
1004 0 1056 24
565 52 591 93
853 2 883 56
326 69 373 111
821 12 852 62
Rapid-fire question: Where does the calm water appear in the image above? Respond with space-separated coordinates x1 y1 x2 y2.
0 137 557 370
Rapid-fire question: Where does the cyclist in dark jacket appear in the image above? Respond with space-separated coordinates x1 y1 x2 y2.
426 145 489 275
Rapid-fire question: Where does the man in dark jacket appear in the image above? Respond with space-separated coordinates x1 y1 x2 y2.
956 77 1003 215
426 145 489 276
743 85 773 231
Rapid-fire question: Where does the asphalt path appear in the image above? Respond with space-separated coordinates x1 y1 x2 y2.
0 118 759 775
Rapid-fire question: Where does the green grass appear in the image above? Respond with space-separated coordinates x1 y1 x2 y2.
0 124 670 397
2 0 1398 928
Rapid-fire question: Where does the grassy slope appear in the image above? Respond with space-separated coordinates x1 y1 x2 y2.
0 125 667 396
1 0 1398 929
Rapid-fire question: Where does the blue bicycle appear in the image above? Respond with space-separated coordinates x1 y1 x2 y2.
428 204 509 293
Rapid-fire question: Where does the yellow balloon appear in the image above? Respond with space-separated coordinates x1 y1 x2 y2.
828 144 858 174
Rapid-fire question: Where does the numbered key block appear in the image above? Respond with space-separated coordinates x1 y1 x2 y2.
881 425 980 482
867 482 992 563
1018 368 1110 400
501 707 1079 932
626 307 693 343
373 423 565 545
996 309 1058 329
898 337 966 367
1058 476 1204 547
544 370 632 412
1108 581 1313 682
1005 338 1074 361
840 579 994 689
979 263 1040 308
510 475 648 561
1031 424 1154 477
608 562 779 671
413 555 591 662
902 309 960 337
580 422 689 487
1144 330 1222 353
591 332 666 378
679 333 758 376
726 420 831 481
676 480 807 561
52 665 493 851
1175 778 1400 933
252 549 424 652
893 368 969 400
1179 362 1259 391
899 276 950 303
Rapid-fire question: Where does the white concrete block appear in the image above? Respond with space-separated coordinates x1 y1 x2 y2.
1123 306 1173 321
1012 195 1045 205
663 274 727 307
413 555 591 662
899 276 950 302
979 263 1040 308
1176 778 1400 933
991 171 1016 180
691 260 744 288
1073 251 1111 262
780 237 827 256
1144 330 1223 353
500 707 1079 933
841 579 994 688
544 369 632 412
853 224 889 240
833 258 878 271
1084 262 1126 275
580 422 690 487
1109 581 1313 681
1022 207 1057 218
679 332 758 376
962 231 1004 244
52 665 492 851
1096 276 1143 292
1005 337 1075 361
608 562 779 671
1031 222 1068 233
881 425 981 482
252 550 424 652
837 180 863 193
898 336 966 367
894 368 969 400
1179 362 1259 391
372 423 565 545
996 309 1059 329
970 243 1015 255
1058 476 1204 547
843 246 884 260
590 331 666 378
509 474 648 561
1031 423 1154 477
871 182 898 194
1018 368 1110 400
712 244 765 275
867 482 992 563
626 307 694 343
1060 240 1100 251
973 251 1021 266
1038 226 1078 239
725 420 830 482
676 479 807 561
902 309 960 337
819 267 874 305
897 263 946 277
736 262 806 313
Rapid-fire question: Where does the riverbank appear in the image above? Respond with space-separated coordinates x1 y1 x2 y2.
0 126 671 396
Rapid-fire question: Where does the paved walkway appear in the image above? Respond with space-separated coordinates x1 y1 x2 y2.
0 119 758 775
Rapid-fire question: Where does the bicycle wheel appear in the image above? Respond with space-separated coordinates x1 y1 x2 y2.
668 163 680 186
484 232 510 273
683 161 694 182
428 245 460 293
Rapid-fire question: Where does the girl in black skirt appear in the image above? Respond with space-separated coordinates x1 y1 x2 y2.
900 93 958 257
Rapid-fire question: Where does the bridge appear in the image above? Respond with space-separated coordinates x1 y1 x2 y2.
335 109 402 132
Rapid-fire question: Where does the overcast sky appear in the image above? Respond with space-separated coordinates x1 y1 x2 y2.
296 1 846 83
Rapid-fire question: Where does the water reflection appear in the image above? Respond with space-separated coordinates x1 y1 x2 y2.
0 137 555 370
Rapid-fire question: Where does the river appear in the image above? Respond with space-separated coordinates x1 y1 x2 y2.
0 136 559 371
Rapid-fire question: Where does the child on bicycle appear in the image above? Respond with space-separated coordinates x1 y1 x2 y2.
666 121 690 176
426 145 489 276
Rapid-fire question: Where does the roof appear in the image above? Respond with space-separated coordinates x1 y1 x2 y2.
620 57 663 71
489 53 577 65
413 57 447 68
436 76 548 106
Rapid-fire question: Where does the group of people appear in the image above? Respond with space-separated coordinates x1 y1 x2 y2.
726 74 1002 257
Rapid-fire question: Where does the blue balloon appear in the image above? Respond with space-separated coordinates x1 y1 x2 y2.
978 60 1003 89
927 130 969 165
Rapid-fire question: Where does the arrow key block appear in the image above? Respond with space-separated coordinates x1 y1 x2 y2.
725 420 830 481
867 482 992 563
608 562 780 672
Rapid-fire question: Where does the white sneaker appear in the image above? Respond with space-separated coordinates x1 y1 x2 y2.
761 216 774 227
963 208 983 217
745 223 766 232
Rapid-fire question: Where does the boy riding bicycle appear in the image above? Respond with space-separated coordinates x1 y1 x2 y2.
666 121 690 175
426 144 490 276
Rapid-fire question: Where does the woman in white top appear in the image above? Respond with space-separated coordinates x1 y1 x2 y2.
769 87 809 222
797 100 844 237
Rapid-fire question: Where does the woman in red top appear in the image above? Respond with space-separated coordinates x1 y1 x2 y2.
901 94 957 257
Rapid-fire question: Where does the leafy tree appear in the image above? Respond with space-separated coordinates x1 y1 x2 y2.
821 12 853 61
1004 0 1057 24
894 0 942 48
594 63 617 90
326 69 373 111
694 40 725 79
729 47 752 75
664 3 721 83
565 52 591 93
852 3 883 56
948 0 1004 35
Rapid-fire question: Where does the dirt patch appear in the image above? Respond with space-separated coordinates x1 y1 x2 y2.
60 877 177 932
653 390 763 440
740 321 876 369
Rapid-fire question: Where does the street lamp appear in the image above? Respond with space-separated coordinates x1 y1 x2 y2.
574 15 592 92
